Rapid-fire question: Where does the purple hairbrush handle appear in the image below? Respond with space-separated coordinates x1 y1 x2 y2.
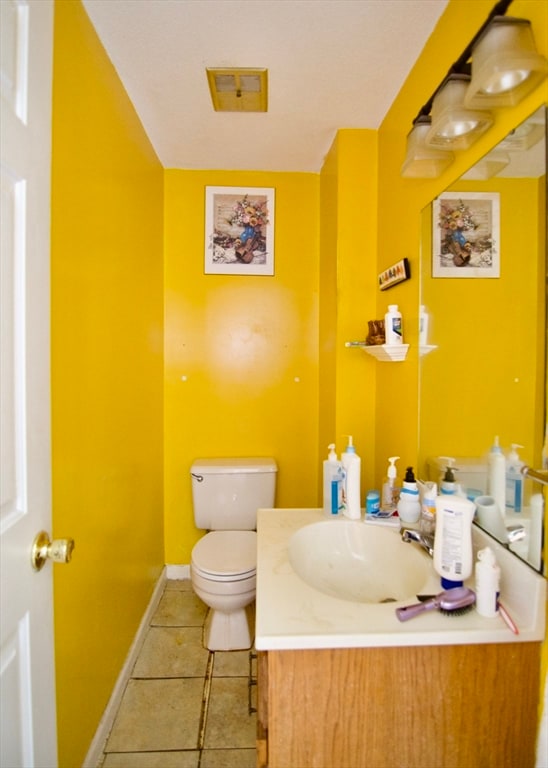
396 596 438 622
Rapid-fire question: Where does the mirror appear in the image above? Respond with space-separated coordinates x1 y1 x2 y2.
419 106 546 573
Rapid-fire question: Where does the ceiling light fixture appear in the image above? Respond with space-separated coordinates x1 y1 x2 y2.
401 116 455 178
465 17 548 108
401 0 547 178
206 68 268 112
425 73 493 150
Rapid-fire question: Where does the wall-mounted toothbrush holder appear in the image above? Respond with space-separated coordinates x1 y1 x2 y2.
345 341 409 362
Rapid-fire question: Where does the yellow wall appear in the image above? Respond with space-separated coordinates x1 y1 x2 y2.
163 171 319 564
51 2 165 766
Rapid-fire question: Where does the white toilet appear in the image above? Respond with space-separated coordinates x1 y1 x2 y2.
190 457 277 651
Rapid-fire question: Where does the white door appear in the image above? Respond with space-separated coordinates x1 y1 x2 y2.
1 2 60 766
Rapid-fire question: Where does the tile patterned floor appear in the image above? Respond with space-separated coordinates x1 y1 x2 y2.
99 580 257 768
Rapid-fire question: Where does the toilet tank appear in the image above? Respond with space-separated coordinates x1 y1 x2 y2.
190 457 277 530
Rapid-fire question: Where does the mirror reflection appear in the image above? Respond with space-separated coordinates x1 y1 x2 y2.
419 106 546 573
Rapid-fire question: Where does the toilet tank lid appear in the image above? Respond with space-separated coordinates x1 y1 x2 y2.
191 457 277 474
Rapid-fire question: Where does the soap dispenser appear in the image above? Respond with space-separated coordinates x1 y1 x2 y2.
381 456 401 515
505 443 524 513
397 467 420 523
440 458 457 495
323 444 343 517
341 436 361 520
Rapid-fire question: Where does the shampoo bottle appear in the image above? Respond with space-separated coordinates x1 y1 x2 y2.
323 444 343 517
397 467 420 523
475 547 500 618
433 495 475 589
505 443 524 513
381 456 400 514
488 436 506 516
342 436 361 520
384 304 403 345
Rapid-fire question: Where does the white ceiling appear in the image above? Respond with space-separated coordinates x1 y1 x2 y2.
82 0 449 173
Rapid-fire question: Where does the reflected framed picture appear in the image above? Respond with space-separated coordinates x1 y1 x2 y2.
433 192 500 278
204 186 275 275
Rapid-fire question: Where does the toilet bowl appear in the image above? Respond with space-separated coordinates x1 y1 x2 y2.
191 530 257 650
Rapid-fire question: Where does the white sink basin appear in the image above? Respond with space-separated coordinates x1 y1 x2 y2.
288 520 431 604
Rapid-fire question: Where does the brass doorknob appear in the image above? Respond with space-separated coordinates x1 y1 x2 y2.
31 531 75 571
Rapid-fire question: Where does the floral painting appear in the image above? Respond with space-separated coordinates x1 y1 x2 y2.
204 187 275 275
432 192 500 278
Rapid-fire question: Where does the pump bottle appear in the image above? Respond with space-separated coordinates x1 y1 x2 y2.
440 463 457 495
342 436 361 520
323 444 343 517
381 456 400 514
384 305 403 345
488 436 506 516
397 467 420 523
505 443 524 513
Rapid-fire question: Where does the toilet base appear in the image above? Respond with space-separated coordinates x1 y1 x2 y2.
204 607 251 651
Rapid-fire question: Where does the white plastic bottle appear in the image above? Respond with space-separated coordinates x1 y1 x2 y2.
487 436 506 518
323 443 343 517
419 305 429 347
528 493 544 571
505 443 524 513
381 456 400 514
475 547 500 618
384 304 403 345
342 436 361 520
419 480 437 537
433 495 475 589
397 466 420 523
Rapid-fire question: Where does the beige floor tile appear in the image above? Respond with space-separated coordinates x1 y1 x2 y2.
165 579 192 592
200 748 257 767
105 679 203 753
102 751 199 768
133 627 209 678
203 678 256 750
212 650 250 678
151 589 207 627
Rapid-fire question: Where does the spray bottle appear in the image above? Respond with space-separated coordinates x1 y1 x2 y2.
381 456 400 515
341 436 361 520
323 444 344 517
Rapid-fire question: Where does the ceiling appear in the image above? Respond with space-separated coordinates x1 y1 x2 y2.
82 0 449 173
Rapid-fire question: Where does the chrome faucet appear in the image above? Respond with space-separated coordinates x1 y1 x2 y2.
521 465 548 486
400 528 434 557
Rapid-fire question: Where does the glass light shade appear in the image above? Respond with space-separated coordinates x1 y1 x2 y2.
460 150 510 180
426 74 493 151
401 117 454 178
465 17 548 108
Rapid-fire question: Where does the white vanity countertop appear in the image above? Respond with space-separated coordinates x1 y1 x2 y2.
255 508 546 651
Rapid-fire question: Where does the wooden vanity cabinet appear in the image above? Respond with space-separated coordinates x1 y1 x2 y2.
257 643 540 768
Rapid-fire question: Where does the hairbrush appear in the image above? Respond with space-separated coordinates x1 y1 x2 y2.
395 586 476 622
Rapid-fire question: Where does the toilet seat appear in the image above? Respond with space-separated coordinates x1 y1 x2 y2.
192 530 256 581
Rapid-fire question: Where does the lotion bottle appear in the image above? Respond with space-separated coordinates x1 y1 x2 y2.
397 467 420 523
381 456 400 514
323 444 343 517
384 304 403 345
475 547 500 618
488 436 506 517
505 443 524 513
433 495 475 589
342 436 361 520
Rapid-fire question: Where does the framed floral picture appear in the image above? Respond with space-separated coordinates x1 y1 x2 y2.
433 192 500 278
204 186 275 275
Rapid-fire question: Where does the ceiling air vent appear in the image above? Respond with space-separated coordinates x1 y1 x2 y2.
206 68 268 112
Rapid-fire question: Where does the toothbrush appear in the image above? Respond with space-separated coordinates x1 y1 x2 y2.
497 601 519 635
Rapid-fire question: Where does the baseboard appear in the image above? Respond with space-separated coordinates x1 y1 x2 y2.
82 568 168 768
166 563 190 580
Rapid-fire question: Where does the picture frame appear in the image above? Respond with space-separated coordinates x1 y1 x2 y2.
204 186 275 275
378 258 411 290
432 192 500 278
